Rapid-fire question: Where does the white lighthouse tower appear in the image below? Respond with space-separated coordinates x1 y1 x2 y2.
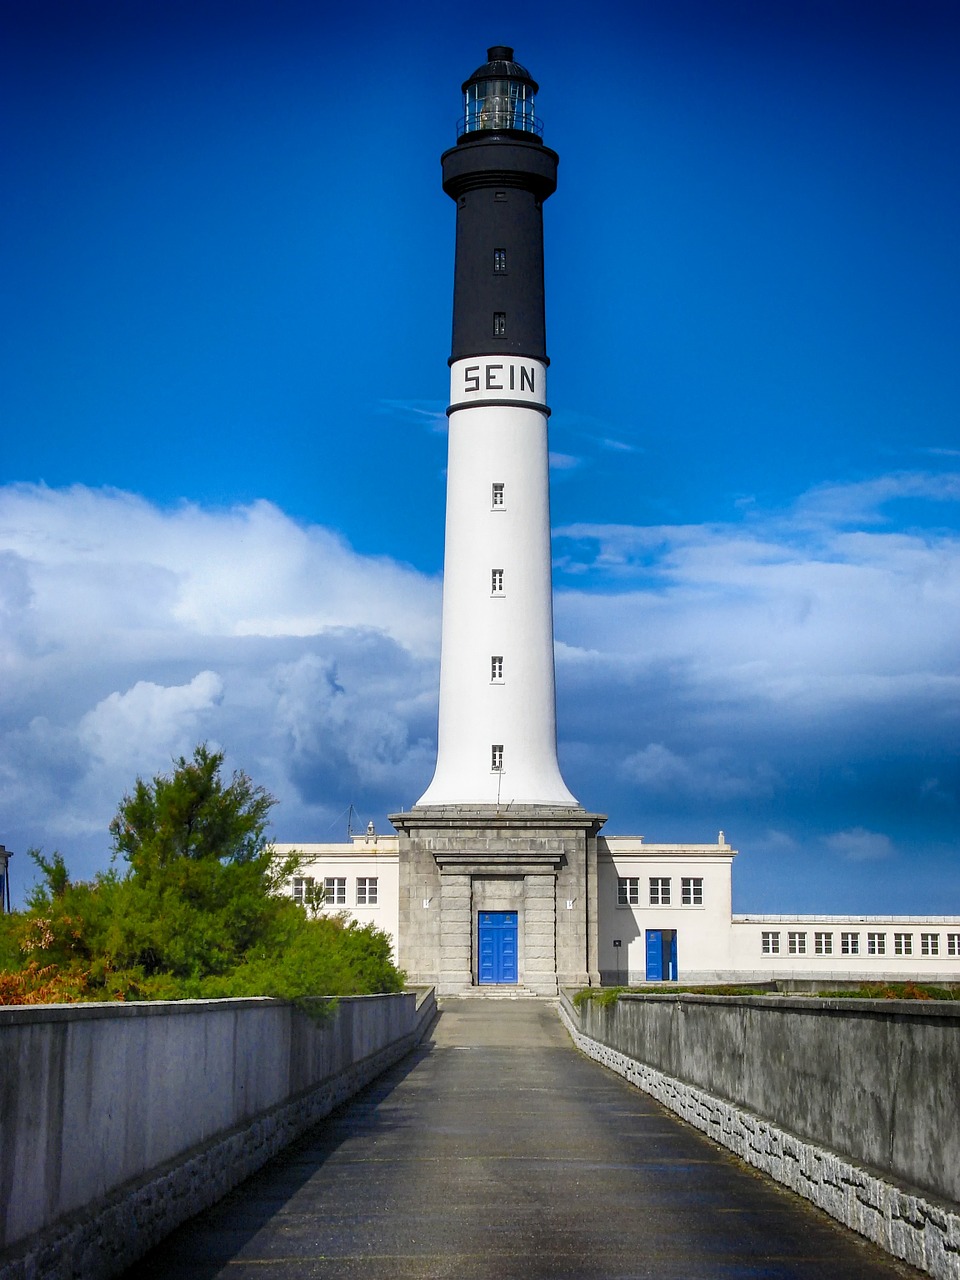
392 47 605 995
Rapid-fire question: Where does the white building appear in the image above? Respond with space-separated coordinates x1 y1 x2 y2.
278 832 960 985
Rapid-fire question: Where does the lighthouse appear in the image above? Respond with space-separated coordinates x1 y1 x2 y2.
417 46 576 808
392 47 605 995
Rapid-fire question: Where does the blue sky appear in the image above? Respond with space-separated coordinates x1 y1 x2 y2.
1 0 958 912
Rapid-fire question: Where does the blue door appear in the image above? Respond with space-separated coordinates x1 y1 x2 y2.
478 911 518 984
646 929 678 981
645 929 663 981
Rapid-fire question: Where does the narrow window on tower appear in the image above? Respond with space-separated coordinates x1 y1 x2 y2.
491 744 504 771
493 312 506 337
494 191 507 202
494 248 507 273
491 482 505 509
491 655 503 682
491 568 504 594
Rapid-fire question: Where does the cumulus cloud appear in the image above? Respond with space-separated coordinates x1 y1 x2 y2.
79 672 225 770
554 471 960 716
1 471 958 910
0 484 441 882
552 471 960 900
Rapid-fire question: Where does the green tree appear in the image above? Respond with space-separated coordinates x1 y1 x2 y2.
0 745 404 1002
110 743 273 874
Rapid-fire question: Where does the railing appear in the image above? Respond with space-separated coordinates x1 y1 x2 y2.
457 109 543 139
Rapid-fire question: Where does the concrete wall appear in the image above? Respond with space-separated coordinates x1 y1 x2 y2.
561 991 960 1280
0 991 435 1280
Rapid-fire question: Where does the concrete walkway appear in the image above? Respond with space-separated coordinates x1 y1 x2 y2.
130 999 919 1279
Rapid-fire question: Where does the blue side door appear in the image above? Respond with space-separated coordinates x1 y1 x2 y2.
478 911 518 984
646 929 679 981
645 929 663 981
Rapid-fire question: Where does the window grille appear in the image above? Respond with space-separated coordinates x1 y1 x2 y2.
649 877 671 905
681 877 702 905
617 877 639 907
356 877 378 906
324 877 346 906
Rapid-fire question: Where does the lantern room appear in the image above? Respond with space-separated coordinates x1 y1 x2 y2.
459 45 542 138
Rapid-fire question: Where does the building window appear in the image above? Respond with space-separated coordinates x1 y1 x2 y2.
841 932 860 956
681 877 703 905
617 877 639 907
948 934 960 957
649 877 671 905
491 655 503 681
815 931 833 955
921 933 939 956
491 568 504 594
494 191 507 202
493 312 506 337
894 932 913 955
762 931 780 955
494 248 507 273
324 877 346 906
356 877 378 907
868 932 886 955
491 482 505 508
292 876 315 907
491 744 503 771
788 931 806 955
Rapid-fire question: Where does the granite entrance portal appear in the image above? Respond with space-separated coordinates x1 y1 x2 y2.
391 806 606 995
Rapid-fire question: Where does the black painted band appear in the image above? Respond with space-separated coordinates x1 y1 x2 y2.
446 398 551 417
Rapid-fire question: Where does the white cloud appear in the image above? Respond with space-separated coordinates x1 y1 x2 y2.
0 484 441 880
550 471 959 879
823 828 895 862
79 672 224 770
1 472 957 905
792 471 960 526
549 452 582 471
620 743 777 802
554 471 960 719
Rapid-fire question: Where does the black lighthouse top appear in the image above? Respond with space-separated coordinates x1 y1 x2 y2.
442 47 558 365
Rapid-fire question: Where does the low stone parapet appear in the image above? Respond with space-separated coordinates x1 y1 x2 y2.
560 990 960 1280
0 990 436 1280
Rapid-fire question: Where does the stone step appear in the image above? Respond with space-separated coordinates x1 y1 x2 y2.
442 985 554 1000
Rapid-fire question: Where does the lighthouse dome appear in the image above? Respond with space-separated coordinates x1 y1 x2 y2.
461 47 539 95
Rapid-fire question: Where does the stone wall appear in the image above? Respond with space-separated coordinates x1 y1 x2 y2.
560 991 960 1280
0 991 436 1280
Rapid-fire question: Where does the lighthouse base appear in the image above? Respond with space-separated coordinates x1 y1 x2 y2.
390 805 607 995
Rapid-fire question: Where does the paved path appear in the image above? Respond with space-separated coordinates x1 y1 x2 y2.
131 999 919 1279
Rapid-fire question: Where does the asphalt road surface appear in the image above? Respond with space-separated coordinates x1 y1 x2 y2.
129 998 921 1279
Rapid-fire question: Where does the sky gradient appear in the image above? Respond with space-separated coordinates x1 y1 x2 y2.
2 0 958 911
